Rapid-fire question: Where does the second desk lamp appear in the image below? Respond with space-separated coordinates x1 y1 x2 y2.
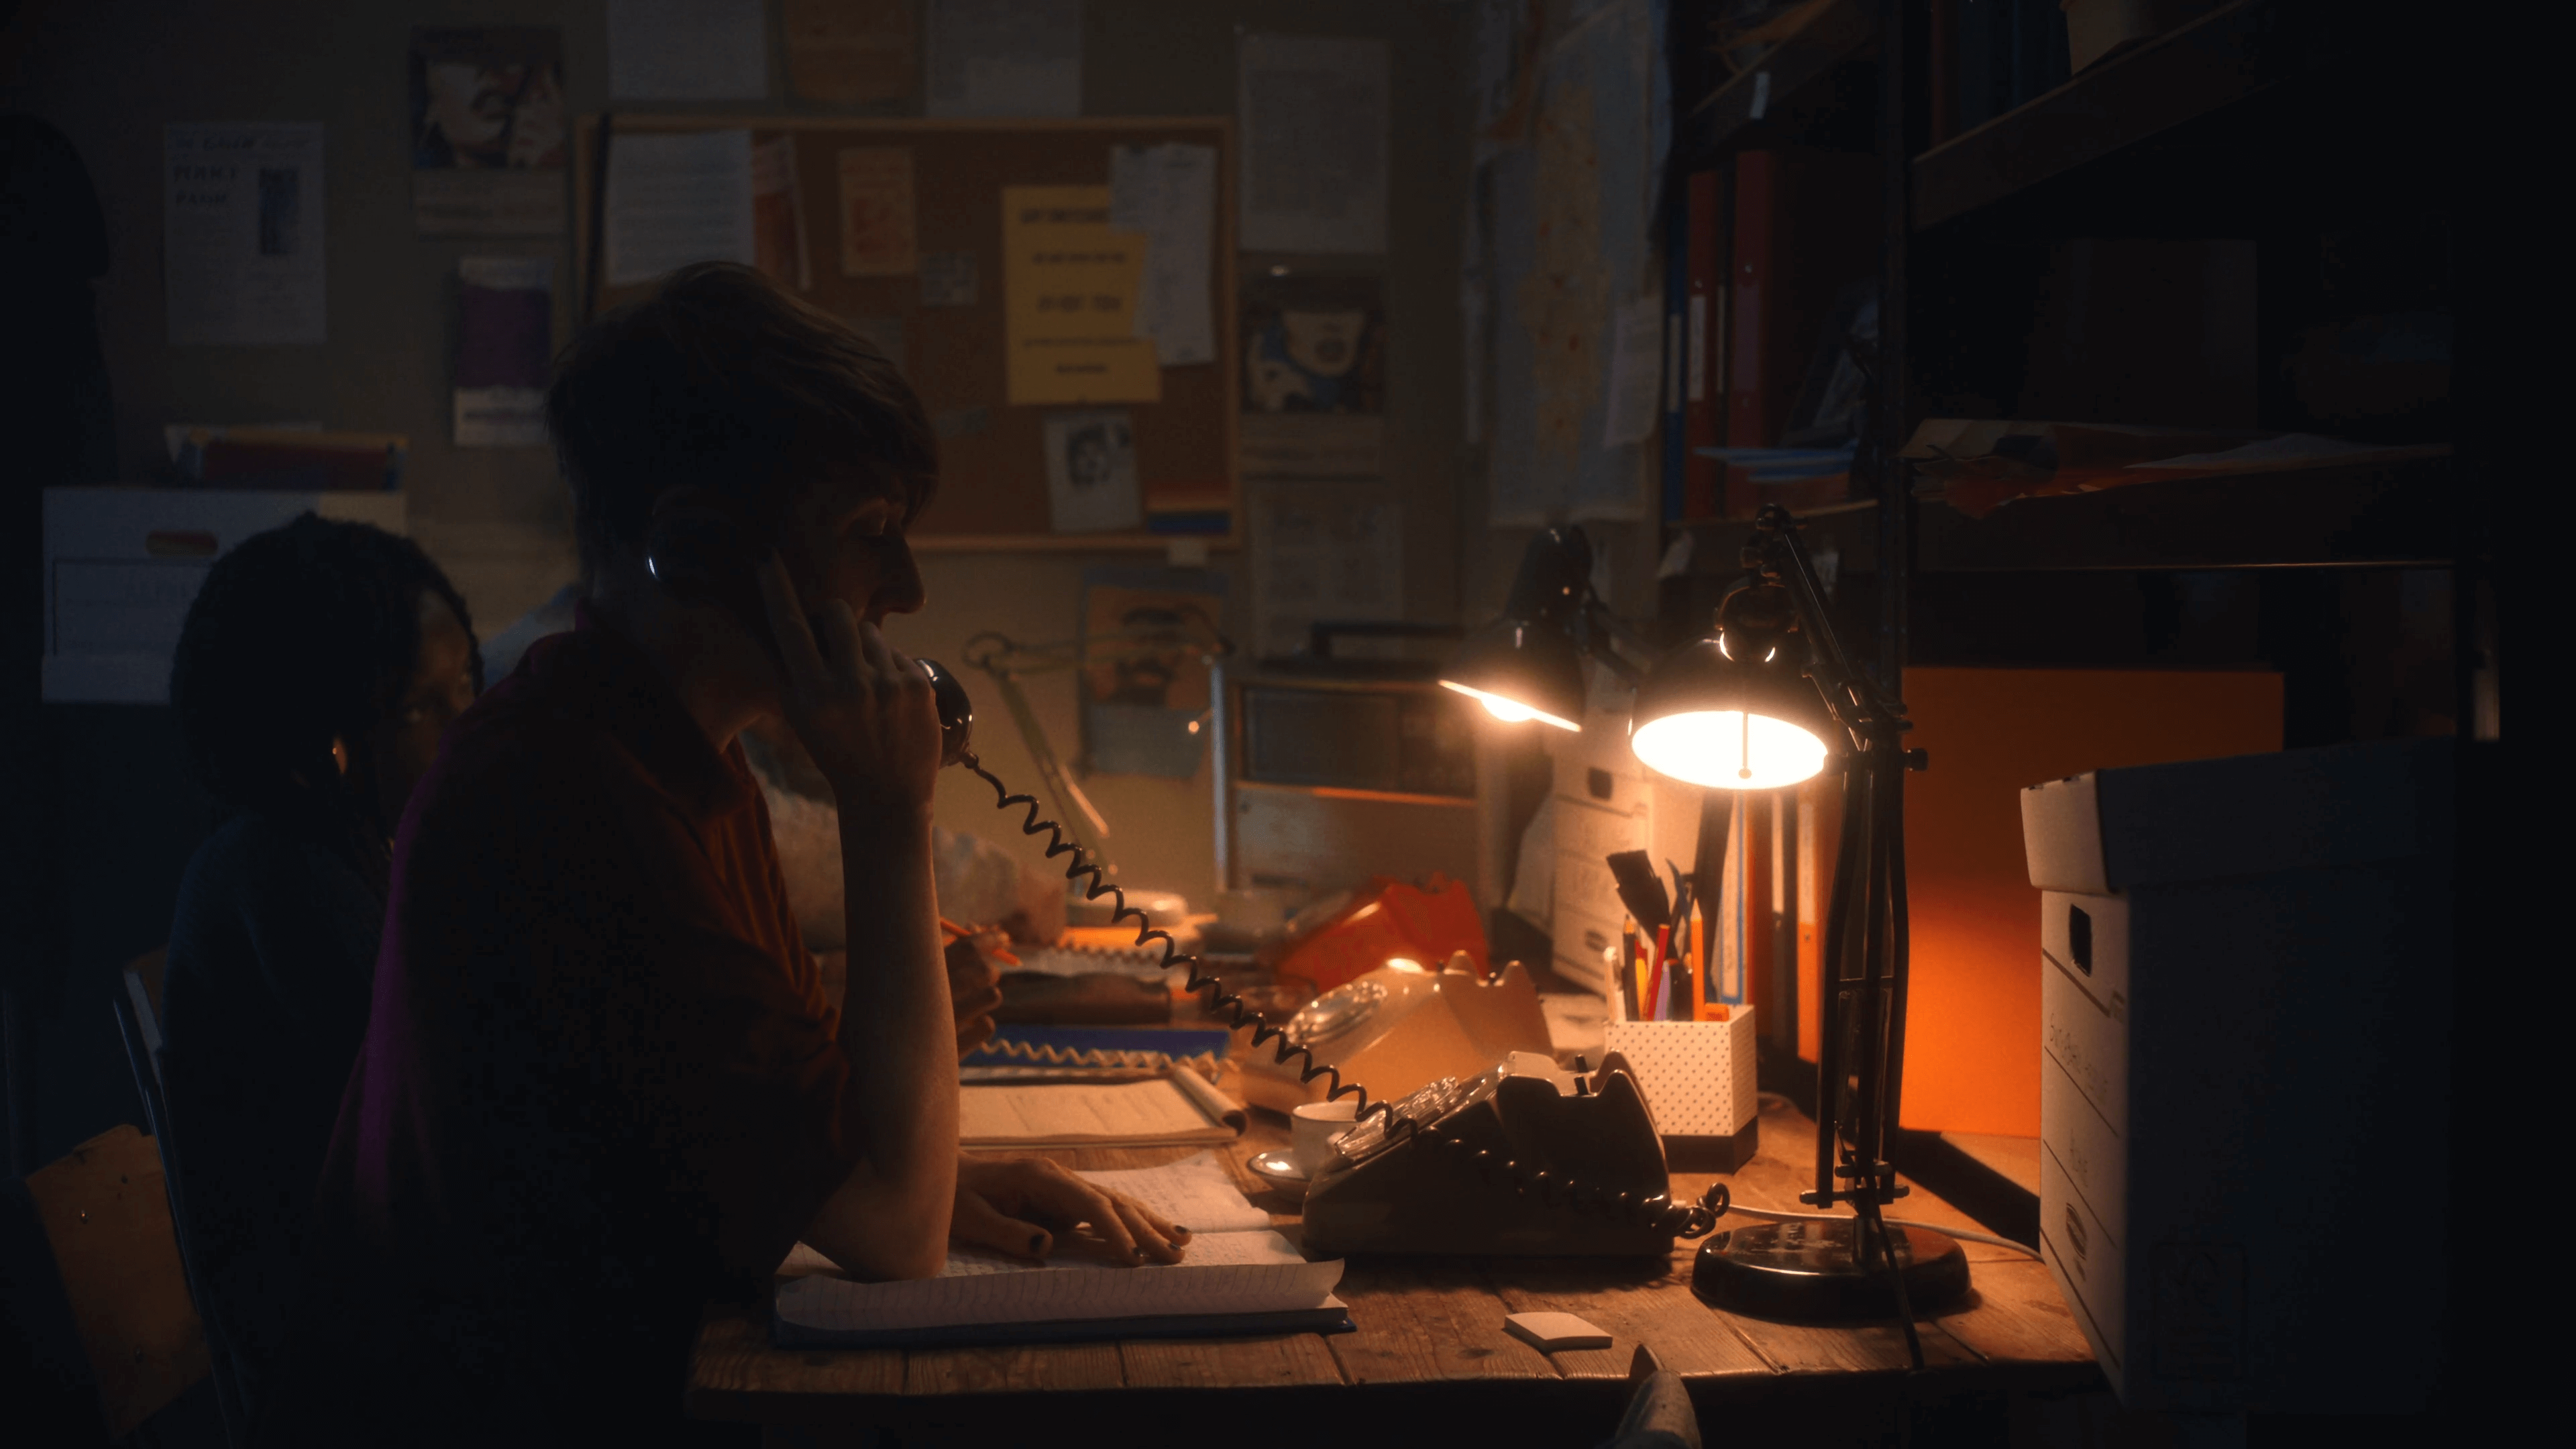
1440 506 1966 1346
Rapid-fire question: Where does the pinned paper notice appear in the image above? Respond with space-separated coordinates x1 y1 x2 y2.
1002 185 1159 405
1239 34 1388 254
1110 143 1217 367
1601 295 1666 448
164 123 327 346
926 0 1081 118
604 129 754 285
608 0 767 100
837 147 917 276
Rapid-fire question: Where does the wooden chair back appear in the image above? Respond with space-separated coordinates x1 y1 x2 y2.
23 1124 212 1438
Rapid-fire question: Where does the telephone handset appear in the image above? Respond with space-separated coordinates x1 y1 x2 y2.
640 502 973 766
645 504 1727 1252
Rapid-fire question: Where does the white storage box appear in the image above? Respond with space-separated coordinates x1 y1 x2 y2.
2024 739 2452 1414
42 486 407 704
1605 991 1759 1173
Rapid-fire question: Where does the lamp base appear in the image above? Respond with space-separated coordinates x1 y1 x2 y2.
1691 1219 1970 1320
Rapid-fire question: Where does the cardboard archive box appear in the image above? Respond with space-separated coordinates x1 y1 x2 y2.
2022 739 2453 1414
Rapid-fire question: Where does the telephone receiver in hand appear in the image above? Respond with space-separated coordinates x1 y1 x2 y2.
643 503 973 767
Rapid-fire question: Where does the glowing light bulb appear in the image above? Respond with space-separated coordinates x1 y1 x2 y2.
1629 708 1829 790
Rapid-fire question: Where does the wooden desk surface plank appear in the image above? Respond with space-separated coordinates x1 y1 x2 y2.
1119 1332 1346 1390
690 1089 2101 1424
1481 1255 1775 1383
1326 1257 1560 1385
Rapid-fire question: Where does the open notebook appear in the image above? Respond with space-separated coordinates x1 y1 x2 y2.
773 1152 1348 1347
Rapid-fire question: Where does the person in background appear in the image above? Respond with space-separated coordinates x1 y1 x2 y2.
269 263 1185 1447
160 515 480 1432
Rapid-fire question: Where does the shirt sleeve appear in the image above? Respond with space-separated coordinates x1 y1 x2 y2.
395 741 858 1280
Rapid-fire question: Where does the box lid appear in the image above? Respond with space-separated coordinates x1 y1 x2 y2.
2023 739 2453 892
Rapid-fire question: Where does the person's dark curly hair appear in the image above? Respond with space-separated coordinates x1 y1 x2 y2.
546 261 937 576
169 515 480 872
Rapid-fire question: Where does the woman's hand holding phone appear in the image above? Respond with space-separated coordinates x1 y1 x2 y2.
756 552 941 816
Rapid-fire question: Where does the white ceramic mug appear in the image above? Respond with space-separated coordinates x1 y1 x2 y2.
1288 1098 1360 1177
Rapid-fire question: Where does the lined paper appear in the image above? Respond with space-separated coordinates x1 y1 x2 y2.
959 1075 1241 1147
776 1153 1340 1334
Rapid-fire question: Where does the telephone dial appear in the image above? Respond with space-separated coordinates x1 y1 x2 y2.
647 505 1730 1254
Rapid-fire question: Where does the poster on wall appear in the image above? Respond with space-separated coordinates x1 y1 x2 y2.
409 27 567 236
165 123 327 346
1239 272 1384 478
453 257 553 447
1246 480 1403 661
1079 567 1228 779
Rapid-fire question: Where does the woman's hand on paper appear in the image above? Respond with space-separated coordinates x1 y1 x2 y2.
951 1156 1191 1266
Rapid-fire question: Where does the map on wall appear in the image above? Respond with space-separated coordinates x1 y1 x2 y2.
1484 0 1668 527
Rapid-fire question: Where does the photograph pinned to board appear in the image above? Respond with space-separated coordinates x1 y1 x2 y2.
1002 186 1159 406
1080 566 1228 779
1042 410 1141 534
837 147 917 276
924 0 1081 119
1246 480 1403 662
453 257 553 447
782 0 916 105
409 27 566 235
604 129 753 286
1239 271 1383 479
919 251 977 307
751 135 811 290
165 123 326 346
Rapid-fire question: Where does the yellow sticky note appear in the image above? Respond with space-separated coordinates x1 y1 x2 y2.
1001 184 1161 406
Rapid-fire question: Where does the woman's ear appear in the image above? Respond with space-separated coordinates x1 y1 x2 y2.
330 737 350 776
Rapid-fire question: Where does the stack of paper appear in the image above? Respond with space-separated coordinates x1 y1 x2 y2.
775 1152 1347 1346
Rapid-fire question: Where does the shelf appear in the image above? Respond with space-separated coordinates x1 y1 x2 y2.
1913 454 2455 573
1681 0 1877 155
1912 0 2368 232
1672 497 1882 578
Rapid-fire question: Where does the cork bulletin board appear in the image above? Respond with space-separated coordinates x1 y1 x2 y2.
576 114 1237 549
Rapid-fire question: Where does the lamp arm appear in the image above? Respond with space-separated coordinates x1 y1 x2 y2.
1748 504 1904 745
1577 596 1653 685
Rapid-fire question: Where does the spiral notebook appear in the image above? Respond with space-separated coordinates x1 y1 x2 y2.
774 1152 1350 1347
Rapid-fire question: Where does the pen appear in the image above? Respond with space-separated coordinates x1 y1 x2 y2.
1686 900 1706 1020
1618 915 1642 1021
1649 924 1672 1021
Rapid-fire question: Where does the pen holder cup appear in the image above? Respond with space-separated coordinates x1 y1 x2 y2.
1603 1000 1760 1174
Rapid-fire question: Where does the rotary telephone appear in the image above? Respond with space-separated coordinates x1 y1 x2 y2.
646 504 1729 1255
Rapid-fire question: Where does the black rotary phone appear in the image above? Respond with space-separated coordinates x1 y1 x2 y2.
645 505 1725 1254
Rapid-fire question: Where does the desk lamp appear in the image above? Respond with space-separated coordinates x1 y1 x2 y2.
1442 506 1966 1343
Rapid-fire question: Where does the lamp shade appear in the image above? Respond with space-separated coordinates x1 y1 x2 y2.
1440 616 1585 731
1627 632 1834 788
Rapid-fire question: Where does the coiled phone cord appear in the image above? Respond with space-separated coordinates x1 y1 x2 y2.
965 755 1733 1241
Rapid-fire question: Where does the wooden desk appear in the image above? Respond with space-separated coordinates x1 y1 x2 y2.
690 1099 2102 1446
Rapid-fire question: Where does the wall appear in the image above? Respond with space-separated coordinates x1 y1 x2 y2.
1 0 1470 916
0 0 1471 1165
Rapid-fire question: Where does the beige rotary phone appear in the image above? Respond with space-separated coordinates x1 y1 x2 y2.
1237 954 1552 1114
641 508 1717 1255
